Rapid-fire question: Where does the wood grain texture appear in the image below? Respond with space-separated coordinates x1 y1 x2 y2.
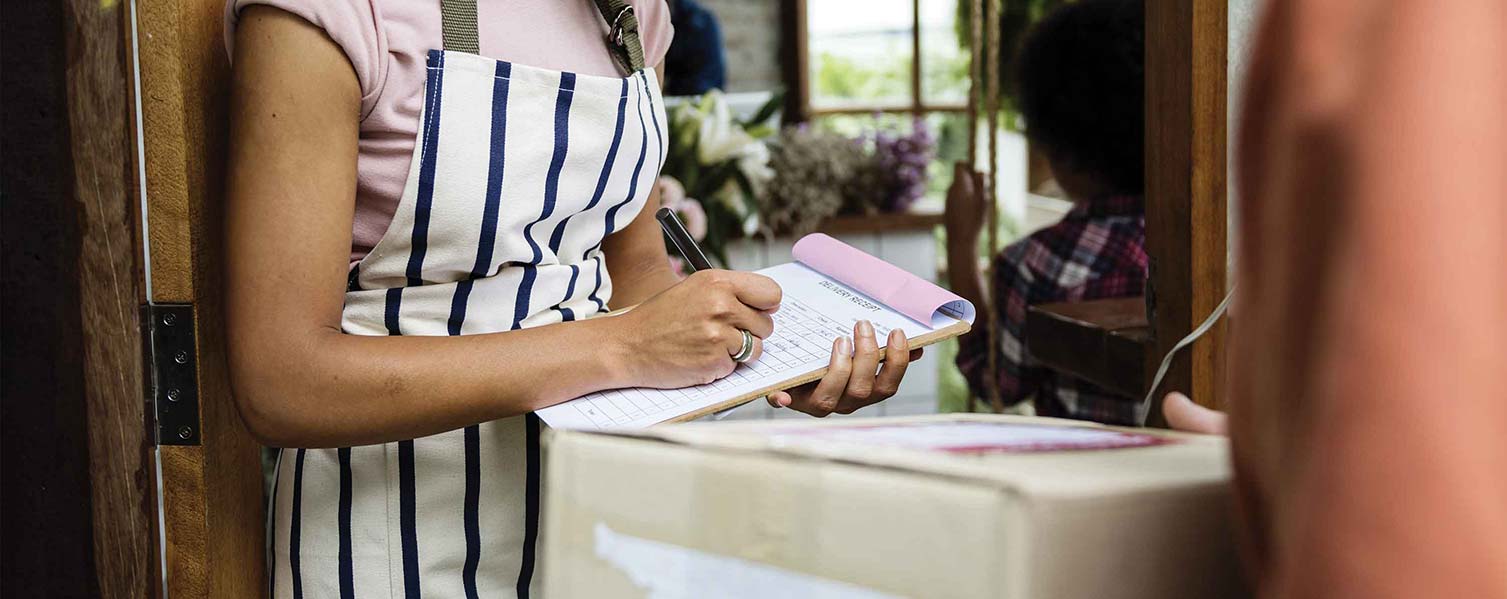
1144 0 1228 423
780 0 810 124
135 0 266 596
1026 298 1149 398
64 0 158 596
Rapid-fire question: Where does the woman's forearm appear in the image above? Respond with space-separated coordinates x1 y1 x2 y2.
232 315 632 448
607 255 680 308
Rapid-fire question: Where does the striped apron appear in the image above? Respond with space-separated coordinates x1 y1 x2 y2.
267 1 665 596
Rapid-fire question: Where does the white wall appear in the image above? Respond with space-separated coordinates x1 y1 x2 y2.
697 0 785 93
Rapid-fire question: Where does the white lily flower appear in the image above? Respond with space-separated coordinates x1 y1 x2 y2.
737 142 774 183
714 180 745 214
671 103 700 153
696 90 760 165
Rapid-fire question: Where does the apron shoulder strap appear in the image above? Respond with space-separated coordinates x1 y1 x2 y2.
439 0 480 54
592 0 647 74
438 0 646 74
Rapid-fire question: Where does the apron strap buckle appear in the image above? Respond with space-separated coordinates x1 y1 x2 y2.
608 5 636 46
603 3 645 73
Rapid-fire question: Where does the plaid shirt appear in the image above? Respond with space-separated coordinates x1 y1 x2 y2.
957 195 1147 425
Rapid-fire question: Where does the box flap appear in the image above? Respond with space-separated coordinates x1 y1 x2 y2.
576 414 1230 498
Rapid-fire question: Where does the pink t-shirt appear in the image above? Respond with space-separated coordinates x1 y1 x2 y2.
225 0 673 264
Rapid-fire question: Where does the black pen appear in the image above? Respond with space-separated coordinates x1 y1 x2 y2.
656 206 714 272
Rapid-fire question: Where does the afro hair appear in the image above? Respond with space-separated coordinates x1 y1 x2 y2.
1014 0 1145 195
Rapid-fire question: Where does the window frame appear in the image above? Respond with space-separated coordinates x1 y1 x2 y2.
784 0 969 123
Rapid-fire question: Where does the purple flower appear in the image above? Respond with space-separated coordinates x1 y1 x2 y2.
867 119 935 213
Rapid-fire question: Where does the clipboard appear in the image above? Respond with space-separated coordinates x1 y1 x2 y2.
537 234 977 430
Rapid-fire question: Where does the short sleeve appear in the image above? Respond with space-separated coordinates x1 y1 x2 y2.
631 0 675 70
223 0 388 120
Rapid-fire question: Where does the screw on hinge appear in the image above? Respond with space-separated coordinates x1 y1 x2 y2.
162 312 177 327
174 350 189 364
166 388 181 402
177 426 193 440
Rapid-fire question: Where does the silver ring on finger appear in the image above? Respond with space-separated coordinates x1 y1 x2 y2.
730 329 756 363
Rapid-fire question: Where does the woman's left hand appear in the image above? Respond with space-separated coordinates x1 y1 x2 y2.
767 321 923 417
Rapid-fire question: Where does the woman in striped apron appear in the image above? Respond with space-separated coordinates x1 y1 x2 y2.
225 1 918 596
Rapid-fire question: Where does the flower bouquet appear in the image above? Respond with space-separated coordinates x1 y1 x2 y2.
659 90 782 267
761 117 937 236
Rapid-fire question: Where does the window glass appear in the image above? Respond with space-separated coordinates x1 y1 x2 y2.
807 0 915 110
920 0 968 105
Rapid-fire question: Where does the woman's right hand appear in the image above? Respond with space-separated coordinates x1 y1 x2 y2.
608 269 783 389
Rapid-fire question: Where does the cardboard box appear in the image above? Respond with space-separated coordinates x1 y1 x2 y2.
542 414 1244 599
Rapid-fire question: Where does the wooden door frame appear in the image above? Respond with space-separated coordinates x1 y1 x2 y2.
4 0 267 596
1144 0 1229 424
69 0 161 595
1 0 150 595
131 0 267 596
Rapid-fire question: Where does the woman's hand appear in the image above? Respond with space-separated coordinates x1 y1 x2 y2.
610 269 783 389
767 321 923 417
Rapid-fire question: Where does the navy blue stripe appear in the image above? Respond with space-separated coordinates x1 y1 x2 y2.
553 264 581 322
446 61 513 336
584 78 652 311
462 426 481 599
477 60 512 279
511 72 576 329
545 77 629 257
546 218 569 255
289 449 306 599
268 450 283 599
382 51 445 333
583 79 631 217
384 288 403 336
446 280 476 336
398 440 420 599
405 50 445 289
602 77 650 236
570 79 630 315
584 79 632 229
337 448 354 599
641 72 664 164
584 256 607 314
515 413 543 598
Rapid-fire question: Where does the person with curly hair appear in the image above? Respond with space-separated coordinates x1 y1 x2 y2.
946 0 1147 424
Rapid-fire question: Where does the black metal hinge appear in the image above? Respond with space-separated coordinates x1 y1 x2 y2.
142 304 201 446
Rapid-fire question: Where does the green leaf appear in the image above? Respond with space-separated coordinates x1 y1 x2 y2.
739 90 786 129
729 168 760 216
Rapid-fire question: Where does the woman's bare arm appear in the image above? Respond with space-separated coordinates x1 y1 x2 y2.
225 8 777 448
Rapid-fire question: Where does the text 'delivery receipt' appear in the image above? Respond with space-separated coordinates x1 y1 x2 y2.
593 523 903 599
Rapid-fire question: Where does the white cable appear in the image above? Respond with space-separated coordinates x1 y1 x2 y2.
129 0 154 303
1136 286 1236 426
